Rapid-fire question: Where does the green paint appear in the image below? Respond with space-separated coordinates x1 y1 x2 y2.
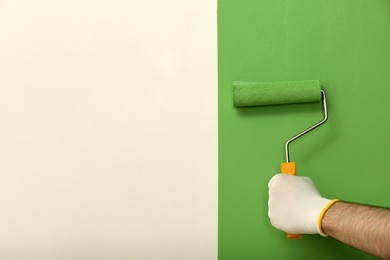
218 0 390 259
233 80 321 107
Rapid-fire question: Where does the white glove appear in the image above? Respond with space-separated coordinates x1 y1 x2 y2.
268 174 338 236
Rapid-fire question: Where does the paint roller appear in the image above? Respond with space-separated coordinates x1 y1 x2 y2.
233 80 328 239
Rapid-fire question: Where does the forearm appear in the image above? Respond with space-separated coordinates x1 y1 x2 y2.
322 201 390 259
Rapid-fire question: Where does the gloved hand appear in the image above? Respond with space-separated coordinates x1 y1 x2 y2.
268 174 338 236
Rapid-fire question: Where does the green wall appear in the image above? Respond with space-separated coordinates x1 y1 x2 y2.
218 0 390 259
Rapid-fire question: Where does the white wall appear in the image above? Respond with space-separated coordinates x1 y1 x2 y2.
0 1 217 259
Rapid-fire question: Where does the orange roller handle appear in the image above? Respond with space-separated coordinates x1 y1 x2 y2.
281 162 302 239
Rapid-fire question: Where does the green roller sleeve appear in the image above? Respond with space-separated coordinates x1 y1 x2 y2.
233 80 322 107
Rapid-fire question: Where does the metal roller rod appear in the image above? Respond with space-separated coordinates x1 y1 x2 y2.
285 90 328 162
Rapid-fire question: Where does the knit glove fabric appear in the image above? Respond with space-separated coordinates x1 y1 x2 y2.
268 174 338 236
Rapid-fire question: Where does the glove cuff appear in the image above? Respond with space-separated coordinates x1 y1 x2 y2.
317 199 340 236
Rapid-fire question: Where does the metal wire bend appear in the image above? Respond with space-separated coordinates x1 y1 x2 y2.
285 90 328 162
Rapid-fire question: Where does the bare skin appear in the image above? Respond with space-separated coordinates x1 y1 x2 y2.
322 202 390 260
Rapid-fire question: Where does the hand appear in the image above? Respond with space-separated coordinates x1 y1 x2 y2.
268 174 338 236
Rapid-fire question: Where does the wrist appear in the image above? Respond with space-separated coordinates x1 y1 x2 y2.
317 199 340 236
321 201 347 236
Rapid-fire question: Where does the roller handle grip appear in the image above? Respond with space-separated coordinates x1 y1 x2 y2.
281 162 302 239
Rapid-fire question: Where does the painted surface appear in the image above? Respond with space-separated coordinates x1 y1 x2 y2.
219 0 390 259
0 1 217 259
